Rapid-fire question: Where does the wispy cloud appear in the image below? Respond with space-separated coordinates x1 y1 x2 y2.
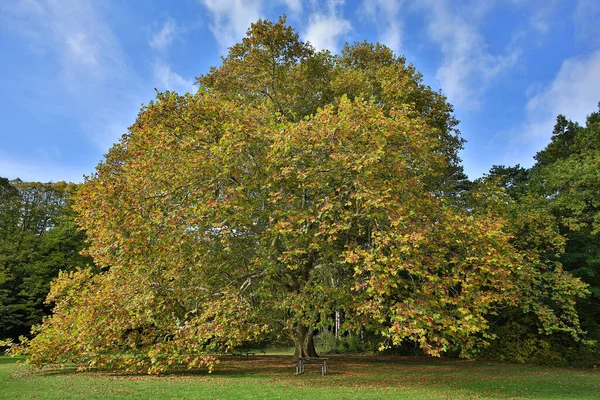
199 0 262 49
416 1 521 110
573 0 600 46
152 60 196 94
361 0 402 55
280 0 302 14
529 0 559 34
65 32 99 66
1 0 122 82
148 18 194 96
303 0 351 52
198 0 351 53
150 19 178 51
527 49 600 131
0 0 150 168
497 50 600 169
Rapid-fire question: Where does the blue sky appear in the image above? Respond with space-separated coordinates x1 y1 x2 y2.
1 0 599 183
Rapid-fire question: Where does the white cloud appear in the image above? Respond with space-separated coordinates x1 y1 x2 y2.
303 0 351 52
304 14 351 52
362 0 402 55
497 50 600 169
529 0 559 34
65 32 98 66
416 1 521 110
150 19 177 51
150 20 194 97
199 0 262 49
280 0 302 14
527 50 600 130
573 0 600 46
0 0 153 179
152 61 196 94
1 0 126 82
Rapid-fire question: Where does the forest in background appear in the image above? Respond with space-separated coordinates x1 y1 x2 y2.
0 179 92 340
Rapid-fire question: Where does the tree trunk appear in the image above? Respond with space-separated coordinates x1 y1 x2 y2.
293 323 319 357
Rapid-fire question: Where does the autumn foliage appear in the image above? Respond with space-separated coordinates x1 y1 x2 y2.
15 17 587 374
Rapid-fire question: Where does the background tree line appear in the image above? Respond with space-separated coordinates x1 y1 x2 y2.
0 179 91 340
476 105 600 365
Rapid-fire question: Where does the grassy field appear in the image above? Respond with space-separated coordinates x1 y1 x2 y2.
2 354 600 399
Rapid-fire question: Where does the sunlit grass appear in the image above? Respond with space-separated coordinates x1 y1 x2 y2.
2 354 599 399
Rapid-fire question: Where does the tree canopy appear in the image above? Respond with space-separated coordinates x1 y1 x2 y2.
16 17 587 374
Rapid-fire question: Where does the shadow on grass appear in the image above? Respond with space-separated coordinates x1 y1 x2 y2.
5 354 600 399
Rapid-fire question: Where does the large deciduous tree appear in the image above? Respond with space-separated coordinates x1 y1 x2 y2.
19 18 586 373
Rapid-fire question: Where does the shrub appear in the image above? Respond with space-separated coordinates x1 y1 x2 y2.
315 330 376 354
480 320 600 367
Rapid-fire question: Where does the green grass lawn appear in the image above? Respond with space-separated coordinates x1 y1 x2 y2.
2 354 599 399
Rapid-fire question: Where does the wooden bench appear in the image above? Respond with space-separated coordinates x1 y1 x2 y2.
230 350 257 360
294 357 329 375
